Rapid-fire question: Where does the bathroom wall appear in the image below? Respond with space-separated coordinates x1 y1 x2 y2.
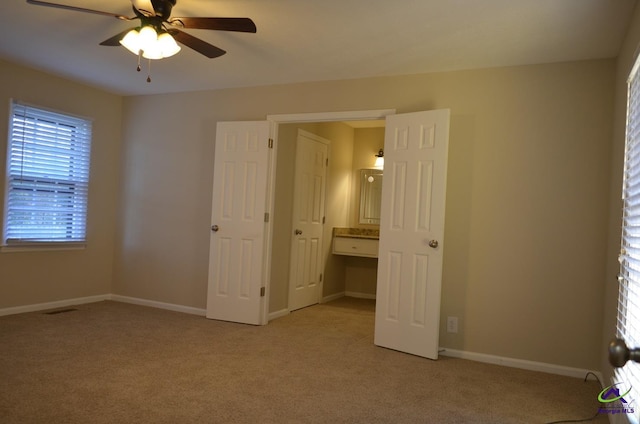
270 124 383 307
344 127 385 297
269 122 354 314
349 127 386 228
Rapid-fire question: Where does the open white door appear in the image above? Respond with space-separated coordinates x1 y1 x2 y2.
206 121 271 325
288 130 329 311
374 109 450 359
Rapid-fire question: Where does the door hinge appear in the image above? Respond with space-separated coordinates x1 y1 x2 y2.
268 138 274 149
322 216 326 224
326 158 329 166
264 212 269 223
319 273 323 282
260 287 266 297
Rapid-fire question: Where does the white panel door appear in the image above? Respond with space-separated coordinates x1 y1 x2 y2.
374 109 450 359
288 130 329 311
206 121 270 325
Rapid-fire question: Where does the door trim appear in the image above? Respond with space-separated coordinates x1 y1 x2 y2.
267 110 396 124
265 109 396 318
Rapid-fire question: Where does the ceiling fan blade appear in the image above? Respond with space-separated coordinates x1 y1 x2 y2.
99 29 135 47
130 0 156 17
26 0 134 21
169 17 257 33
168 29 226 58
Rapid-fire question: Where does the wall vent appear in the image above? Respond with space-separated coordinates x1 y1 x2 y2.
44 308 78 315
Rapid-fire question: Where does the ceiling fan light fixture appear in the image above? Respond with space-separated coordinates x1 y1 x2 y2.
119 28 142 55
120 25 180 59
138 25 158 46
157 32 181 57
27 0 258 64
141 44 163 60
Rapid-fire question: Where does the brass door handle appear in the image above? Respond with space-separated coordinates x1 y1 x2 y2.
428 240 438 248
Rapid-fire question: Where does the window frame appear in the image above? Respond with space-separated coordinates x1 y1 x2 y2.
615 51 640 423
2 100 93 251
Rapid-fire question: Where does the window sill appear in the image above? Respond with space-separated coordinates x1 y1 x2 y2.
0 243 87 253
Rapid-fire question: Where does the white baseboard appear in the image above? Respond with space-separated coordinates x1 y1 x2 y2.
0 294 206 317
268 308 289 321
345 291 376 300
110 295 206 316
439 348 602 380
0 294 111 317
322 292 345 303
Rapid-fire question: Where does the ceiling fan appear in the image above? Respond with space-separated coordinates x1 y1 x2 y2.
25 0 257 60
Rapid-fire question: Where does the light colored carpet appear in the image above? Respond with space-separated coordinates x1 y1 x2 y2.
0 297 607 423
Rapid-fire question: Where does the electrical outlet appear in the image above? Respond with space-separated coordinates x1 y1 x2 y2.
447 316 458 333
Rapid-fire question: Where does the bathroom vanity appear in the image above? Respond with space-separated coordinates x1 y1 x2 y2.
332 228 379 258
332 168 382 258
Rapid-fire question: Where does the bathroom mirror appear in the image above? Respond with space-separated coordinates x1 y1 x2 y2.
359 169 383 225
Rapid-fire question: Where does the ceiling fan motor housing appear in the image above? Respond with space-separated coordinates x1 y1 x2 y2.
133 0 176 21
152 0 176 19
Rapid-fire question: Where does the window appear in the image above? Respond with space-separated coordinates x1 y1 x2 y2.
2 100 92 247
616 54 640 423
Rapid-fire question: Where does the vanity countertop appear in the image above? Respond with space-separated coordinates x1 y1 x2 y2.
333 227 379 240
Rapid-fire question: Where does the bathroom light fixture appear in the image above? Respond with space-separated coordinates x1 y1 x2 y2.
374 149 384 169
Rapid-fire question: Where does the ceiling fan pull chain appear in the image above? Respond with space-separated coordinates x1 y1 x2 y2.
136 51 142 72
147 58 151 83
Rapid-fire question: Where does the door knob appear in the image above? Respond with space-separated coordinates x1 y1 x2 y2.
428 240 438 248
609 338 640 367
295 229 303 235
211 225 219 232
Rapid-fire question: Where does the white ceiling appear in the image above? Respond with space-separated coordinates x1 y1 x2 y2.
0 0 637 96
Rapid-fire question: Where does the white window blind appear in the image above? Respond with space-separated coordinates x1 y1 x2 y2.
3 100 92 245
617 53 640 424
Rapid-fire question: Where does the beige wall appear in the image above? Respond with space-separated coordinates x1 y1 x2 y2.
271 124 382 304
602 4 640 384
344 256 377 297
0 59 123 308
0 53 616 372
117 59 614 370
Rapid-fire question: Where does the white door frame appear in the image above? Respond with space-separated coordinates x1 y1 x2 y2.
264 110 396 315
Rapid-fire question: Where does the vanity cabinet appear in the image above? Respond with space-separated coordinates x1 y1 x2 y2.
332 236 379 258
